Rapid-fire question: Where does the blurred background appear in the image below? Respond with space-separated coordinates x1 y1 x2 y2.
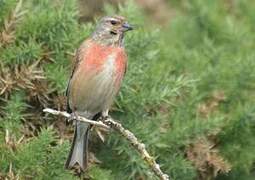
0 0 255 179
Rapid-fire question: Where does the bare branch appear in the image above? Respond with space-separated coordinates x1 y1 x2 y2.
43 108 170 180
105 118 170 180
43 108 109 129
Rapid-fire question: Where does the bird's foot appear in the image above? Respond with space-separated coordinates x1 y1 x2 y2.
98 115 110 122
95 128 106 142
92 110 110 142
99 110 110 122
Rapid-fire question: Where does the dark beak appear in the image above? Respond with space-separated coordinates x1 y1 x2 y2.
122 22 133 31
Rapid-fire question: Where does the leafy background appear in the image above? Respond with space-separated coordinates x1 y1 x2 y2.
0 0 255 179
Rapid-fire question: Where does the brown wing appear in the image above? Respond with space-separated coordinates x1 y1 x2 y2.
66 40 91 113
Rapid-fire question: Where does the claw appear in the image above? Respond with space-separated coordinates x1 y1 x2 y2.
95 128 105 142
98 115 110 122
100 109 110 122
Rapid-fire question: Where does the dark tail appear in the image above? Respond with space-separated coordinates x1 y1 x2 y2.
65 121 90 171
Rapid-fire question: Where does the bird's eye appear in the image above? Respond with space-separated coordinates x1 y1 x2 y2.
110 20 117 25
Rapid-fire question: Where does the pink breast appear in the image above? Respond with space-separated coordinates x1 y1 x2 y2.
81 43 127 86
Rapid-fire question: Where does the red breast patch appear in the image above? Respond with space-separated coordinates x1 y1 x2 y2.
81 42 127 75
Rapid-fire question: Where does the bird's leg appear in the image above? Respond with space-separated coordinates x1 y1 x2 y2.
101 109 110 122
94 110 110 142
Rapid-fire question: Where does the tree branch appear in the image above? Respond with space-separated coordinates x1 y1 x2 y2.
43 108 170 180
43 108 109 129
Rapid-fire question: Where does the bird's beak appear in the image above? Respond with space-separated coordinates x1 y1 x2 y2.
122 22 133 31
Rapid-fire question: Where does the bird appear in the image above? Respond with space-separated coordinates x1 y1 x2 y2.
65 15 133 171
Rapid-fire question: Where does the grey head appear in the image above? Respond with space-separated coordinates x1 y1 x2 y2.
91 15 133 47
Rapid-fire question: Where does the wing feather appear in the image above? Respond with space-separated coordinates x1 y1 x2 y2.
66 40 91 113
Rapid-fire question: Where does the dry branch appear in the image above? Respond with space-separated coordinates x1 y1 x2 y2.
43 108 109 129
43 108 170 180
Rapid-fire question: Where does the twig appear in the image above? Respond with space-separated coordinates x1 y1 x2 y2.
43 108 170 180
43 108 109 129
105 118 170 180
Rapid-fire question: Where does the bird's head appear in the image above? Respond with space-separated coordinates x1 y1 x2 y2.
92 15 133 46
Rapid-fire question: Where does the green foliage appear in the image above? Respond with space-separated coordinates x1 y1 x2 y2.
0 0 255 179
0 92 26 137
219 104 255 179
15 128 56 176
0 127 76 179
0 0 16 26
88 166 115 180
0 92 26 172
16 0 80 51
1 39 43 65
